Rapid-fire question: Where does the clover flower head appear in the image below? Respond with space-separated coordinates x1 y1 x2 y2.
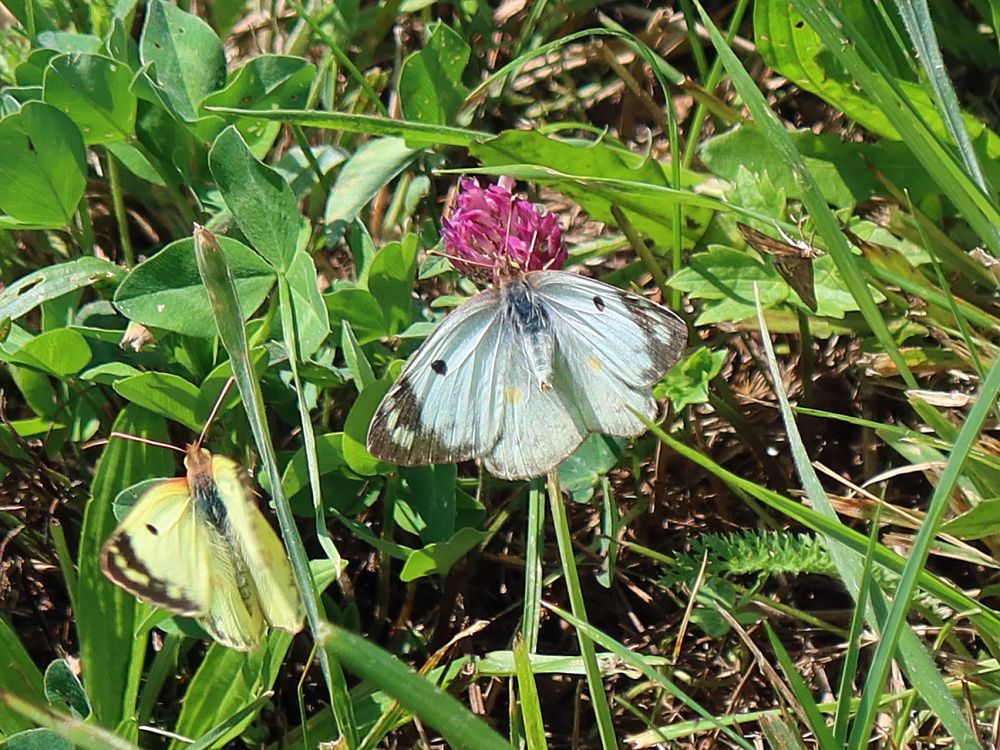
441 176 567 285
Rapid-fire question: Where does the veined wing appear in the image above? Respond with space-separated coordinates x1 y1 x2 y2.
528 271 687 435
368 289 508 467
210 454 303 636
101 478 211 618
483 327 588 480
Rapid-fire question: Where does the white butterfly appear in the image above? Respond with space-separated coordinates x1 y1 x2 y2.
366 270 687 480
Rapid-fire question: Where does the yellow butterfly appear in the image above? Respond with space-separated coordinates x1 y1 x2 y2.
100 391 304 651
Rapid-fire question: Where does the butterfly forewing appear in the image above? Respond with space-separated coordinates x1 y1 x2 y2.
531 272 687 387
209 454 304 635
100 478 211 617
367 289 508 467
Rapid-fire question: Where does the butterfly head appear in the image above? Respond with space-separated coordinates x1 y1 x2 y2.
441 176 567 286
184 444 214 477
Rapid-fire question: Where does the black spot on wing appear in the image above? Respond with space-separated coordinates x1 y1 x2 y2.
145 523 159 536
431 359 447 375
617 290 687 383
593 295 605 311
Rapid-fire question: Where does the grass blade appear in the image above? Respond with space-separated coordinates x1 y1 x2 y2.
193 226 358 748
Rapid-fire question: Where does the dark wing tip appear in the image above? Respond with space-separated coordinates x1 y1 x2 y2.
100 534 203 617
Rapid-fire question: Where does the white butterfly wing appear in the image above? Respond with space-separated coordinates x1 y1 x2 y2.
530 271 687 435
368 289 508 466
483 329 587 480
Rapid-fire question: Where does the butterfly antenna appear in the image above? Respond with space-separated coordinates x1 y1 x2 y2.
106 432 186 453
426 248 496 269
196 377 236 449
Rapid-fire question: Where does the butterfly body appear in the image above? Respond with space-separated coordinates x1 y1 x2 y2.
368 270 687 480
101 444 304 652
502 279 555 391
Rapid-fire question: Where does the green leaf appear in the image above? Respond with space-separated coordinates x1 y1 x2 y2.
285 250 329 358
340 321 375 391
0 615 45 734
139 0 225 122
400 526 489 582
669 246 790 303
0 728 75 750
76 409 174 728
281 432 352 499
5 329 91 377
113 372 201 432
43 53 137 143
5 361 56 418
324 138 419 238
470 130 712 249
200 55 314 156
367 236 418 335
104 141 165 185
43 660 91 719
940 498 1000 540
0 258 121 324
399 22 471 124
114 236 275 338
342 376 392 476
396 464 457 543
654 347 726 411
557 435 623 503
208 126 302 271
0 101 86 227
325 287 388 344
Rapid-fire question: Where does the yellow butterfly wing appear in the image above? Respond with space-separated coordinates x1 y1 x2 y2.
210 455 304 635
200 532 265 652
102 455 269 652
101 477 212 618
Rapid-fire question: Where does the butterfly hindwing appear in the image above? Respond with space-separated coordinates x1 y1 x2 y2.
367 289 508 466
483 312 587 479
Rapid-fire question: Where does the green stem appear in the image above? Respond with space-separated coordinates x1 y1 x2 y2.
105 149 134 267
522 478 545 652
610 205 670 304
546 470 618 749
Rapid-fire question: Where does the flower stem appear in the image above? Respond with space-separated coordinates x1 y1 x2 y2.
546 470 618 749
